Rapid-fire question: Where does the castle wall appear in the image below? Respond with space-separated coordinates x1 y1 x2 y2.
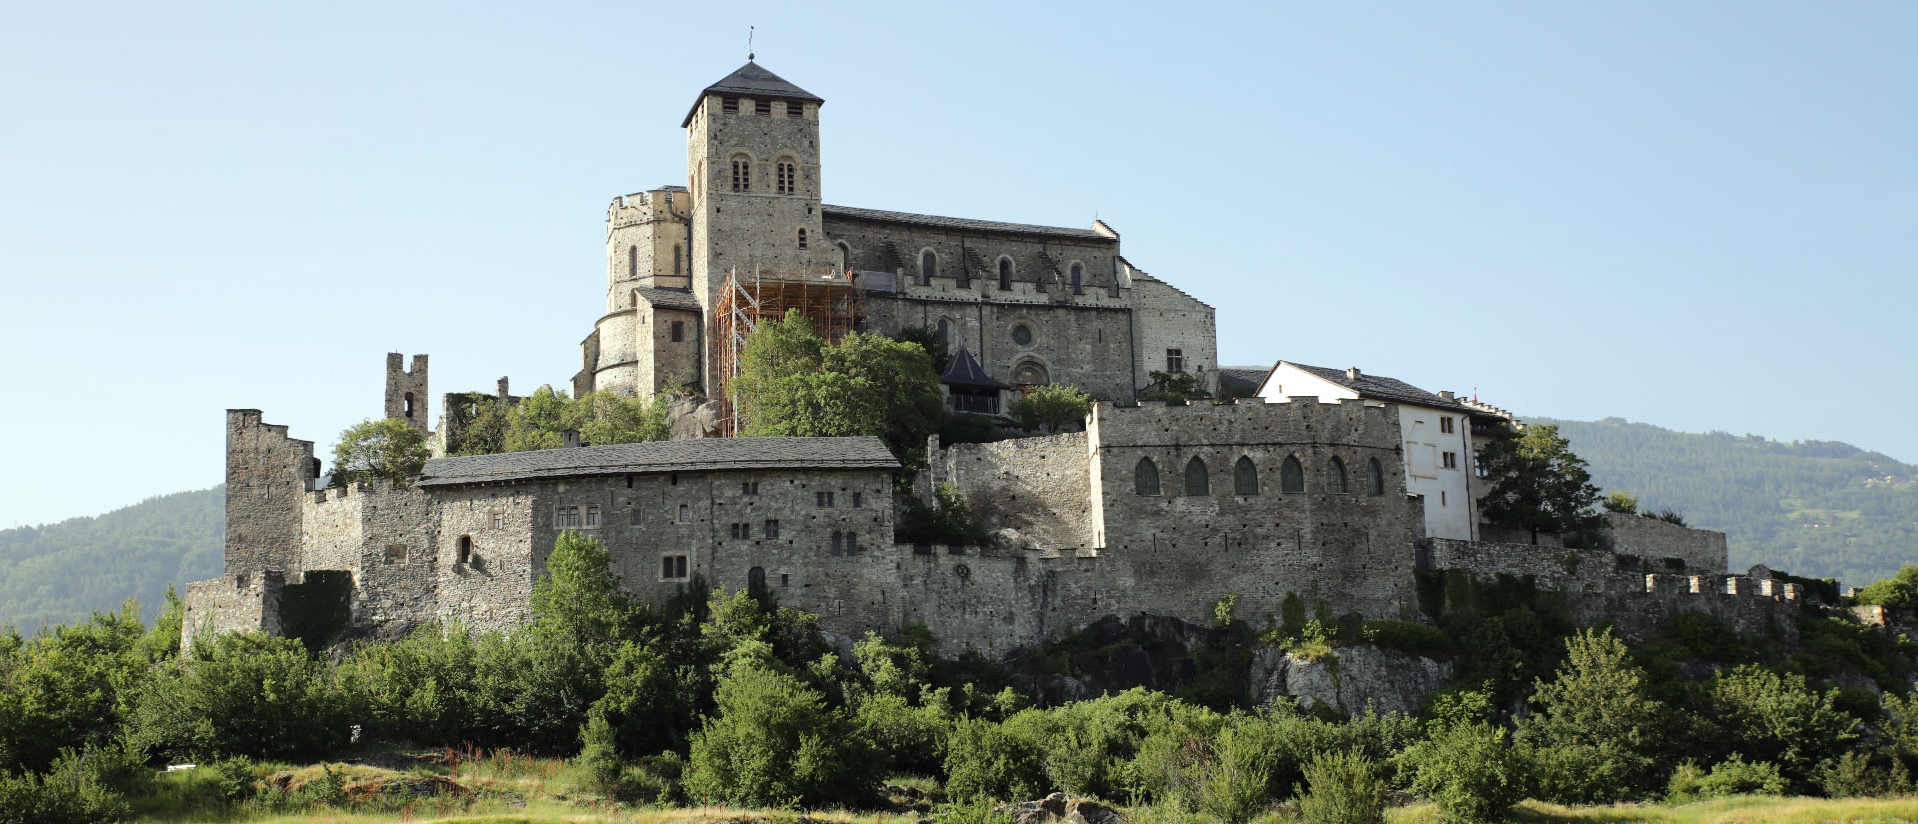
945 433 1096 555
606 190 692 313
1130 274 1217 393
642 305 702 395
431 485 539 633
224 409 315 578
183 572 283 646
1603 512 1728 572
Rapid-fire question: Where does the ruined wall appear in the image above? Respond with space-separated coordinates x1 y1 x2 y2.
384 353 430 431
944 433 1095 555
224 409 315 578
1603 512 1728 572
182 572 283 648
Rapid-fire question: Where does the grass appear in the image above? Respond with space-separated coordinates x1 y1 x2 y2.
1385 795 1918 823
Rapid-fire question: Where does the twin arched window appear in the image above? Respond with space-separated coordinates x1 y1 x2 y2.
1234 456 1258 495
1070 262 1084 295
776 160 796 195
729 155 751 192
1327 457 1348 494
1135 457 1161 496
920 251 936 285
1184 458 1209 496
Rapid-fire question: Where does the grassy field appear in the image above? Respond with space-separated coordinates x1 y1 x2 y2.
120 753 1918 824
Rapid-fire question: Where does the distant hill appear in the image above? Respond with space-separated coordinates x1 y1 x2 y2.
0 486 223 631
1537 417 1918 588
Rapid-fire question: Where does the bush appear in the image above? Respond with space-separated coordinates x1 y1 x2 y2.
1297 750 1385 824
1400 721 1530 824
943 717 1047 802
1359 620 1448 656
1813 750 1913 798
1660 612 1742 661
1198 725 1271 824
1008 384 1094 433
1668 754 1787 800
128 631 351 762
1858 565 1918 610
684 656 877 809
1710 665 1860 784
0 750 132 824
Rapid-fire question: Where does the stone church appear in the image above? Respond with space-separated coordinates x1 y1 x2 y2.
572 61 1217 407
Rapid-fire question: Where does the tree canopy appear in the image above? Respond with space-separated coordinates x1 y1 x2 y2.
1477 422 1605 547
1008 383 1095 433
731 310 944 467
331 418 430 485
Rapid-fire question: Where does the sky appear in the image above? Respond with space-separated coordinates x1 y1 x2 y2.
2 1 1914 528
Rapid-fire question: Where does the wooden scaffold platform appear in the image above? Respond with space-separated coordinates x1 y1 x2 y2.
711 265 865 436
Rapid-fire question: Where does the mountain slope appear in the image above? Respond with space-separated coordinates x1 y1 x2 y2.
0 486 223 630
1537 417 1918 587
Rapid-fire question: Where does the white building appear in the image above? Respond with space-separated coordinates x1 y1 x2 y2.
1255 362 1481 541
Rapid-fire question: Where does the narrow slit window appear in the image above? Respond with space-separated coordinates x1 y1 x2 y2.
730 156 751 192
920 251 936 285
778 161 797 195
1367 458 1386 495
1070 263 1084 295
998 258 1012 290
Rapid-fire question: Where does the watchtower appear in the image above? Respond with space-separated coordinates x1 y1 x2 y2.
384 353 429 431
684 61 830 310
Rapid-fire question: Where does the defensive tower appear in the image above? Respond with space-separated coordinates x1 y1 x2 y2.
384 352 429 431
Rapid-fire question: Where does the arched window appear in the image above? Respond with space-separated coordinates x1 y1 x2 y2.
457 535 473 565
1184 457 1209 496
797 228 808 249
672 244 682 275
1327 456 1348 494
1134 457 1161 496
730 154 752 192
1367 458 1386 496
836 242 850 271
936 318 950 347
1280 456 1305 493
920 250 936 285
1070 262 1084 295
1234 456 1258 495
998 257 1013 290
776 160 796 195
627 244 638 278
748 566 767 597
403 392 414 419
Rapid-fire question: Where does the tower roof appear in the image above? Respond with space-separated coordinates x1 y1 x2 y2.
683 61 825 127
940 344 1013 390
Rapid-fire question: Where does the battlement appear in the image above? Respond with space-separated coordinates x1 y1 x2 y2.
307 476 415 505
607 189 691 231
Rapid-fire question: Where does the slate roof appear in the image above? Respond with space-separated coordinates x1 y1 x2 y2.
632 287 703 312
1273 361 1477 413
823 204 1110 241
1217 368 1267 396
417 437 899 487
940 344 1013 390
683 62 825 126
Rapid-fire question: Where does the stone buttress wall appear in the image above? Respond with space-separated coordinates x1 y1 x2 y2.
945 433 1095 555
1603 512 1728 572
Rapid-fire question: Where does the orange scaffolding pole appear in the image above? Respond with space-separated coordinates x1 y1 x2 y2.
712 265 865 436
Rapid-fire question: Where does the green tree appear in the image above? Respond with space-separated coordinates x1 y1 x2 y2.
1008 384 1095 433
1708 665 1860 785
732 310 944 465
1144 371 1210 405
566 390 672 447
504 386 572 452
128 631 351 762
892 325 952 374
331 418 430 484
530 531 640 651
1857 564 1918 610
1518 628 1667 803
1477 423 1605 547
684 654 877 809
1399 720 1531 824
1298 750 1386 824
1601 491 1638 515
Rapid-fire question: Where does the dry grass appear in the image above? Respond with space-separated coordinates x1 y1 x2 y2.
1385 795 1918 823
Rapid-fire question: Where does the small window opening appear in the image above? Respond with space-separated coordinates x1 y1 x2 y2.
457 535 473 565
1328 457 1348 494
1012 324 1034 347
797 228 807 249
755 98 772 116
1234 456 1259 495
785 101 803 118
730 155 751 192
491 511 505 530
1440 416 1455 434
403 392 415 418
1166 349 1185 373
383 544 408 566
677 504 690 523
721 96 739 113
1070 263 1084 295
670 320 685 342
852 492 863 508
630 508 642 525
998 258 1012 290
626 474 635 488
764 519 781 538
748 566 767 596
1367 458 1386 495
936 318 950 347
781 573 790 586
627 244 638 278
673 244 682 275
584 505 600 528
662 554 689 580
778 161 797 195
831 531 844 556
920 251 935 285
1184 457 1209 496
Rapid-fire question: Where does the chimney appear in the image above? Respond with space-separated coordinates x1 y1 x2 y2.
563 429 582 448
1345 367 1361 381
1438 390 1455 401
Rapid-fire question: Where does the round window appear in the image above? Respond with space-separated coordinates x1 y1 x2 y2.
1012 324 1034 347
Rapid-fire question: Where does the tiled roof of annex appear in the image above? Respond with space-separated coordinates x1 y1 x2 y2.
417 437 899 487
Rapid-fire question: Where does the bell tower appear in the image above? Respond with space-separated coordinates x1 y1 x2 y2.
684 61 829 308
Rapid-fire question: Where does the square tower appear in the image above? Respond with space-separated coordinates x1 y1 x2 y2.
684 62 831 312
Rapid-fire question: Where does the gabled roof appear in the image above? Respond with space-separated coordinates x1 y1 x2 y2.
682 61 825 127
1267 361 1476 414
418 437 898 488
823 204 1111 241
940 344 1013 390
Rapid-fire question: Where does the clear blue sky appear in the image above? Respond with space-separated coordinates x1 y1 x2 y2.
3 2 1914 528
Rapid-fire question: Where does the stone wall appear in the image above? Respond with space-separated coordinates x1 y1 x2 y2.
1130 271 1218 395
182 571 283 651
383 353 430 431
944 432 1096 555
1603 512 1728 572
224 409 315 578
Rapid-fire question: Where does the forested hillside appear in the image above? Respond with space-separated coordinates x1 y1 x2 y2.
0 486 222 630
1539 417 1918 587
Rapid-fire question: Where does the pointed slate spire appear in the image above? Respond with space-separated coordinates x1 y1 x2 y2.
940 344 1013 390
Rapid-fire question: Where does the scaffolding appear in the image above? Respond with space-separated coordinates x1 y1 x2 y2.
712 265 865 436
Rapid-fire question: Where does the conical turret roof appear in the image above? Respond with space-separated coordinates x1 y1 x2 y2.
683 61 825 126
940 344 1013 390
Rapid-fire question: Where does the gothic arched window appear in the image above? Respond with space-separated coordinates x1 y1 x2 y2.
835 242 851 271
998 257 1013 290
1184 457 1209 496
1234 456 1258 495
1070 262 1084 295
730 154 752 192
1280 456 1305 493
920 250 936 285
1134 457 1161 496
1367 458 1386 496
1327 456 1348 494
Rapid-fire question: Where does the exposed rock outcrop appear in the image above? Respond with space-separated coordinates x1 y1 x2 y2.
1251 645 1452 715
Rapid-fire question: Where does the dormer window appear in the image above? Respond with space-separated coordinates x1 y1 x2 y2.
721 96 739 114
755 99 772 116
730 155 751 192
777 161 796 195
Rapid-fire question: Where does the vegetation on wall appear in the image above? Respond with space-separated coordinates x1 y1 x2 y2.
1008 383 1095 433
329 418 429 485
1477 423 1606 547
